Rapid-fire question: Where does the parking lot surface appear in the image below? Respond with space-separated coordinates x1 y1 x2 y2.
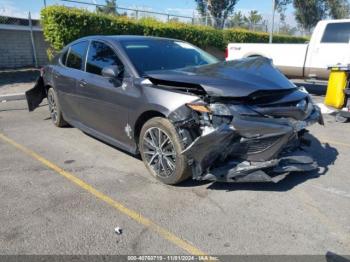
0 73 349 256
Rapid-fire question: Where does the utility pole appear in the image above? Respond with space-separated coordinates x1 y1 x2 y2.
43 0 47 8
28 12 38 68
269 0 276 43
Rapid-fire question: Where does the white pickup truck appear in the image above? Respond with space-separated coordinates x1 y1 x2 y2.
226 19 350 80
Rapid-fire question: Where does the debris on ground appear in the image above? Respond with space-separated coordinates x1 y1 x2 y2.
114 227 122 235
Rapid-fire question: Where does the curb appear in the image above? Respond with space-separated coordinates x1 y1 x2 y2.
0 93 26 102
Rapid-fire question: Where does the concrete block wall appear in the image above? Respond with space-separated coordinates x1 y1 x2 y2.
0 28 49 69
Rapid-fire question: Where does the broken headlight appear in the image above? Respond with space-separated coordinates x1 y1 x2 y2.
187 102 233 126
209 103 233 126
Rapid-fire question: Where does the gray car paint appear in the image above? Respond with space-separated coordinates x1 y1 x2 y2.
26 35 323 183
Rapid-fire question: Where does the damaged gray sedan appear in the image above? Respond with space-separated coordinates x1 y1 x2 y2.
26 35 323 185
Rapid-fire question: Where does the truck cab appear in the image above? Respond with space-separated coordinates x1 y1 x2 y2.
226 19 350 80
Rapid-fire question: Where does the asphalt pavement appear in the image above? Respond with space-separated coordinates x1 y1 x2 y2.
0 77 349 258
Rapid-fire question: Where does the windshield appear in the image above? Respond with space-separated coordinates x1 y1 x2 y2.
119 39 219 75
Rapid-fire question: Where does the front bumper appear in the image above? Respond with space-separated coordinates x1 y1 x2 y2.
181 107 322 183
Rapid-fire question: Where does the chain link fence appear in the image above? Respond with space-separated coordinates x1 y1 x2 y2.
59 0 269 32
0 0 270 32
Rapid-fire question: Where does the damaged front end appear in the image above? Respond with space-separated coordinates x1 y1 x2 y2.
169 89 323 183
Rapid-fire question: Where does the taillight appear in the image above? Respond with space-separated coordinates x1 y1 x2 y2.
225 47 228 60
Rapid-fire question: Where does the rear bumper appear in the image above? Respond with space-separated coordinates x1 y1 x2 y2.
182 107 322 183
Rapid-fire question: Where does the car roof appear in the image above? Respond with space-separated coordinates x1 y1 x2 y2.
76 35 180 43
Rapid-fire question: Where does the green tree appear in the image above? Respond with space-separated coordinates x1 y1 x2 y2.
325 0 350 18
230 11 245 26
244 10 263 26
293 0 327 33
97 0 117 15
195 0 239 29
275 0 292 22
279 23 298 35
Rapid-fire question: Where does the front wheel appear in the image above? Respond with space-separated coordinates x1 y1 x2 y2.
47 88 67 127
139 117 192 185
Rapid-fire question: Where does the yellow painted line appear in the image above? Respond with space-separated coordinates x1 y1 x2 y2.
0 132 207 256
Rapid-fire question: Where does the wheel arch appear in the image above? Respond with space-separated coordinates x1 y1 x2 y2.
134 110 166 144
244 53 269 59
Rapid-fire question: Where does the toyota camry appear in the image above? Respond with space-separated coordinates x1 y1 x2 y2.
26 35 323 185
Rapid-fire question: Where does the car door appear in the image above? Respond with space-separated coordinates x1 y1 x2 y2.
54 41 89 122
306 22 350 79
76 40 132 146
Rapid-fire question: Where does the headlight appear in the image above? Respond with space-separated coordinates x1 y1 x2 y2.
209 103 232 116
210 103 233 125
186 102 233 126
296 99 307 111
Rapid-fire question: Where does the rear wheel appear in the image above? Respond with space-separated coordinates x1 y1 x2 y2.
47 88 67 127
139 117 191 185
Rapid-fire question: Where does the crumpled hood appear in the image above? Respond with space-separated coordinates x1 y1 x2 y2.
146 57 296 97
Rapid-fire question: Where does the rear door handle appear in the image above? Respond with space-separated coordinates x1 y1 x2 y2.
79 79 87 87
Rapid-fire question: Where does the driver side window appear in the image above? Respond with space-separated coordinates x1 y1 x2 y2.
86 41 124 76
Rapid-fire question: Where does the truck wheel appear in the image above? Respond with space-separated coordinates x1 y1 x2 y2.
47 88 67 127
139 117 192 185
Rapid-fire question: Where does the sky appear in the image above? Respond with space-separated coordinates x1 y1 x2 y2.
0 0 296 26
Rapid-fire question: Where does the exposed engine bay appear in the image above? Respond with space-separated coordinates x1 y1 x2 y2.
167 91 323 183
148 58 324 183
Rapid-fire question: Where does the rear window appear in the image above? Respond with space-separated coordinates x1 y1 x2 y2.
66 41 88 70
321 22 350 43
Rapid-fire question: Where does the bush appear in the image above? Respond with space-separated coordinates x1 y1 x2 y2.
41 6 307 54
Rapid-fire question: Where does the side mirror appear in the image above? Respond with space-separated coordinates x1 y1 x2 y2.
102 65 122 78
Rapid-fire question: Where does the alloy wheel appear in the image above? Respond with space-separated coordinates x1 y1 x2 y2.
142 127 177 177
48 90 58 123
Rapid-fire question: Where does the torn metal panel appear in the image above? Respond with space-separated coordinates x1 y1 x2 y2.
202 154 317 183
181 125 238 179
178 102 322 183
25 77 46 111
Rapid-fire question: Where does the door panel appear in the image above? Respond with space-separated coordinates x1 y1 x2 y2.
76 40 132 145
76 73 132 144
53 41 89 121
53 66 80 121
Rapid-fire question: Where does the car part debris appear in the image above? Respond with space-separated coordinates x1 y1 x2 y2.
114 227 122 235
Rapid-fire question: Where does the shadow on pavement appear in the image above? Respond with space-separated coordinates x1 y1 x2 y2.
326 251 350 262
0 69 39 86
179 134 338 191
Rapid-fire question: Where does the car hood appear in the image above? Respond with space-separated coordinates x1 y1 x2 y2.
146 57 296 98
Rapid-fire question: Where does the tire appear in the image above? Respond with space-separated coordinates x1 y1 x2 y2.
47 87 67 127
139 117 192 185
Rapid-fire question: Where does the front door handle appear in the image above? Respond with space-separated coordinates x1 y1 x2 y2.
79 79 87 87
